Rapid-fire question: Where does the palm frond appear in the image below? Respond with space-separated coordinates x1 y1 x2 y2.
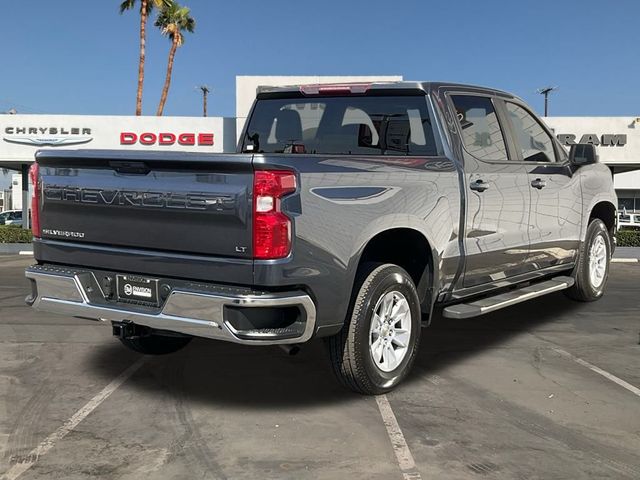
154 1 195 43
119 0 136 14
120 0 169 15
151 0 172 8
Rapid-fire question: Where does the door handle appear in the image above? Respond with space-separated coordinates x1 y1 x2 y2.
470 179 490 192
531 178 547 189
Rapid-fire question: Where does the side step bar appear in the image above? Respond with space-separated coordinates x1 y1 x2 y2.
443 276 574 319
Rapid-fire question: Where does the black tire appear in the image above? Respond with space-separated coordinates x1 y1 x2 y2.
119 333 192 355
325 263 422 395
564 218 611 302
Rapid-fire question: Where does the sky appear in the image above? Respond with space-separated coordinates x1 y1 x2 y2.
1 0 639 120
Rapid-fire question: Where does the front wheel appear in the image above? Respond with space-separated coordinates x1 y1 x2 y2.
325 263 422 395
564 218 611 302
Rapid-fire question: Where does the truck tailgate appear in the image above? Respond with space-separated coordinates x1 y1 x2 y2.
36 150 254 259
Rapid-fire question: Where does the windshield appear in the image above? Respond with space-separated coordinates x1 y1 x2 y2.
242 95 437 156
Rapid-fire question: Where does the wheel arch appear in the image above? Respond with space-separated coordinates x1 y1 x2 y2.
351 227 438 320
589 201 616 232
588 200 617 249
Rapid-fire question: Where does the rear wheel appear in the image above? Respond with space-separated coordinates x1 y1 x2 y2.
119 332 192 355
565 218 611 302
326 263 422 395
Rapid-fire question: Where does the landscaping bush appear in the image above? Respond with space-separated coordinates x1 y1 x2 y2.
617 229 640 247
0 225 33 243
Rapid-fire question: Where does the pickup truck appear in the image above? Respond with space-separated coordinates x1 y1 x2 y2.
25 82 617 394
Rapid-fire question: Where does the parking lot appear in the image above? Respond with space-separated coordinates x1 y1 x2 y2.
0 254 638 480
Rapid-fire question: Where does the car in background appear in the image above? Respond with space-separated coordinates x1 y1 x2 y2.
617 211 640 229
0 210 23 226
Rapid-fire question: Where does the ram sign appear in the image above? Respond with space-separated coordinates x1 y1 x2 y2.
544 117 639 166
556 133 627 147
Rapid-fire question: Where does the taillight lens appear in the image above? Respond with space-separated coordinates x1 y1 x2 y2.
253 170 296 259
28 163 41 238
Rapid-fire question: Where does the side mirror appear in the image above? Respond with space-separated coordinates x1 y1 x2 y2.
569 143 598 166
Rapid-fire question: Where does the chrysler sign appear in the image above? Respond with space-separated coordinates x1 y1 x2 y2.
3 126 93 147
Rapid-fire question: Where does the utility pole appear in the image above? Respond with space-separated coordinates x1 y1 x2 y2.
537 86 558 116
198 85 210 117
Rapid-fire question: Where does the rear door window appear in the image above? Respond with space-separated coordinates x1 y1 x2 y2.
243 95 437 156
450 95 508 161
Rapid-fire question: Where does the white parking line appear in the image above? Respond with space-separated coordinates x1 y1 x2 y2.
553 348 640 398
611 258 639 263
1 358 146 480
375 394 422 480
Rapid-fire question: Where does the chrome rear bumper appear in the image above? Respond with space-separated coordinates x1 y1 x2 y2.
25 264 316 345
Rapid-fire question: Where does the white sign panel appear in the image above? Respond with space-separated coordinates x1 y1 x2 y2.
0 114 237 164
543 117 639 165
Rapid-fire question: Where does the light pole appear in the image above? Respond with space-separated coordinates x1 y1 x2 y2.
198 85 210 117
537 86 558 116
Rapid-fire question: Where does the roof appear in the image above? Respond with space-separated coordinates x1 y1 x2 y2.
256 81 517 99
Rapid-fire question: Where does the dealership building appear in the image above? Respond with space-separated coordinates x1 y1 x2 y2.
1 75 639 228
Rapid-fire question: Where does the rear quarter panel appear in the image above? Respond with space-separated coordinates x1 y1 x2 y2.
252 154 462 333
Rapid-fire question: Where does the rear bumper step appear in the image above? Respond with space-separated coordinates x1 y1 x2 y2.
443 276 574 319
25 264 316 345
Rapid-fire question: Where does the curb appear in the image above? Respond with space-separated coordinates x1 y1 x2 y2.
0 243 33 255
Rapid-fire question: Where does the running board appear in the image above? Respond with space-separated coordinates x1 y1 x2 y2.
443 276 574 319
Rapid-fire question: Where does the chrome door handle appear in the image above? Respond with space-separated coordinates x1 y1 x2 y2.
470 179 490 192
531 178 547 189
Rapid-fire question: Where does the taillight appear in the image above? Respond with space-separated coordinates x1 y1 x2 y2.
28 163 41 238
253 170 296 259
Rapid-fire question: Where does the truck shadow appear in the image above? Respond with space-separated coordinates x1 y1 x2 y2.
411 291 581 379
87 292 587 409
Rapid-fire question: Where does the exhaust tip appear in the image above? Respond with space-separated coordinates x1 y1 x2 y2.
279 344 301 356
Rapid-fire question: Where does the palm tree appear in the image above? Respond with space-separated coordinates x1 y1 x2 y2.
119 0 169 115
155 1 195 116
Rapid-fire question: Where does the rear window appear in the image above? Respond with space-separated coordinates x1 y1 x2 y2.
242 95 437 156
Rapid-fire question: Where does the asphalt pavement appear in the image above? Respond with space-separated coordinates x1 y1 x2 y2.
0 255 638 479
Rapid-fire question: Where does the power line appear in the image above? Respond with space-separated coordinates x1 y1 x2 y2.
196 85 211 117
536 86 558 116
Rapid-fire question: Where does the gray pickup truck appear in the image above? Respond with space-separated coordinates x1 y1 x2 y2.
25 82 617 394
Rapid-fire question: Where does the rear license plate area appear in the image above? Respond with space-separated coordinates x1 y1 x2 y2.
116 275 159 307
